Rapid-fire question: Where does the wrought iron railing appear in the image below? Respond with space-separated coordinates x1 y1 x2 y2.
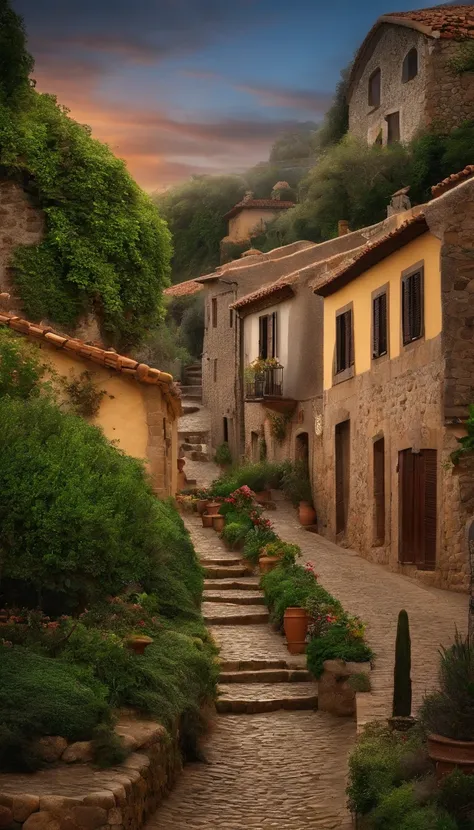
246 366 284 399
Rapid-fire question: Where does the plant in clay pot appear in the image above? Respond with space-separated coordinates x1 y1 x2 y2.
259 541 301 574
126 634 153 655
280 461 316 525
421 631 474 778
283 607 308 655
195 489 210 515
389 609 416 732
214 442 232 470
201 513 214 528
212 514 225 532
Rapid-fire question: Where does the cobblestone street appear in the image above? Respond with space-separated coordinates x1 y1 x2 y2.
147 496 468 830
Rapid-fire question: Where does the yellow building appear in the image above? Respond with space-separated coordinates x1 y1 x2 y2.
313 173 474 593
222 191 295 248
0 311 181 497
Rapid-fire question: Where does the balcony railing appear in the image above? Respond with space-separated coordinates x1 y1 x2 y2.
246 365 284 399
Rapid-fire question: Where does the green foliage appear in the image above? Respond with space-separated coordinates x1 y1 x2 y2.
410 121 474 204
214 441 233 466
448 42 474 75
269 123 318 164
0 0 33 108
0 644 110 771
260 562 337 627
306 623 374 678
210 462 286 498
420 631 474 741
315 63 351 152
268 411 291 443
178 296 204 359
393 610 412 718
63 370 106 418
348 672 372 693
280 460 313 506
91 723 127 769
242 526 278 565
0 78 171 346
0 328 46 399
132 319 191 375
220 521 251 549
372 784 456 830
437 768 474 829
0 396 202 615
261 541 301 567
451 404 474 464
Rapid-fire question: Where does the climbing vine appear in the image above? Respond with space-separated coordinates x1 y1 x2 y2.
268 411 292 444
0 4 172 348
448 41 474 75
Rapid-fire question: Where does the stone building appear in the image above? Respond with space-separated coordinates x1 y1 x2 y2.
220 190 295 260
312 172 474 592
348 5 474 146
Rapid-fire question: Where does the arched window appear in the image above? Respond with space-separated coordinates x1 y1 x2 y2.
368 68 381 107
402 48 418 83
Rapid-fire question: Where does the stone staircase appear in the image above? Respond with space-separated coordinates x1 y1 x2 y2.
201 546 319 716
178 362 216 477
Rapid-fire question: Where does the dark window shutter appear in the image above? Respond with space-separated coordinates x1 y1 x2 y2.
402 278 411 345
399 449 415 564
373 297 380 358
379 292 387 355
267 313 273 359
411 271 422 339
259 316 268 359
345 310 354 367
336 315 343 372
422 449 437 570
271 312 277 358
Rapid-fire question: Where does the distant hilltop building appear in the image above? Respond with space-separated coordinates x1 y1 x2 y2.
222 187 295 246
348 4 474 146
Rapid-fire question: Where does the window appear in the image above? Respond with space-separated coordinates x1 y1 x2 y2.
223 417 229 443
386 111 400 145
213 358 217 382
399 449 437 569
402 265 424 345
373 437 385 545
258 312 277 359
335 308 354 374
372 289 388 359
368 68 381 108
335 420 350 535
211 297 217 328
229 309 233 328
402 48 418 83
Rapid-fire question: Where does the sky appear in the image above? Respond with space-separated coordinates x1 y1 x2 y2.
11 0 471 192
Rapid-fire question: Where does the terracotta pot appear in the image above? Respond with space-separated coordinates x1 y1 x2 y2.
202 513 214 528
213 514 225 532
255 489 272 505
298 501 316 527
177 458 186 473
259 555 280 574
126 636 153 656
283 607 308 655
206 500 221 513
196 499 208 515
427 733 474 779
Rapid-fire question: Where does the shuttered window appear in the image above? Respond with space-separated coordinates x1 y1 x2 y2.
402 268 423 345
373 437 385 545
372 291 388 359
211 298 217 328
336 309 354 374
399 448 437 570
258 312 277 359
368 68 381 107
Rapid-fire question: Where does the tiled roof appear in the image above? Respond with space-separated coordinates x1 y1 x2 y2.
0 312 181 413
230 273 299 310
164 279 204 297
384 5 474 39
431 165 474 197
313 213 428 298
223 199 295 221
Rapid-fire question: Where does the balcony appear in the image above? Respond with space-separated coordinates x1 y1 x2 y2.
246 365 284 399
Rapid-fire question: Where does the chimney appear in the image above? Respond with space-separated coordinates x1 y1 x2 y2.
387 187 411 217
338 220 349 236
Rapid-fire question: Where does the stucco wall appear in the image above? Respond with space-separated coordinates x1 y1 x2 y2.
349 24 430 144
228 209 281 242
322 232 442 390
0 182 44 314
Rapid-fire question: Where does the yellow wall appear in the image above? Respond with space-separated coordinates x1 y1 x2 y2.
42 344 149 461
228 209 280 242
323 232 442 390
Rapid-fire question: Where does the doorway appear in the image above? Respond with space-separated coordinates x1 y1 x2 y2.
251 431 259 463
373 437 385 545
295 432 309 465
399 449 437 569
335 421 350 535
223 417 229 444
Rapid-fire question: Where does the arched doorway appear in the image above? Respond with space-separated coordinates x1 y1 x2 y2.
295 432 309 465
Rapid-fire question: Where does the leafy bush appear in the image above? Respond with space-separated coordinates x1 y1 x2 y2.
220 521 251 549
280 460 313 506
348 672 372 693
214 442 233 466
437 768 474 829
242 526 278 565
372 784 456 830
261 541 301 567
210 462 284 497
0 396 202 615
306 624 373 678
419 631 474 741
0 328 46 400
0 644 110 771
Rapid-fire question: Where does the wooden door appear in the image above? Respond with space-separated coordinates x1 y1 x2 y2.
335 421 350 535
399 449 437 569
373 438 385 545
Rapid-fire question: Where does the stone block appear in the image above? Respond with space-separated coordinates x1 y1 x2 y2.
107 809 122 825
62 741 94 764
35 736 68 763
70 807 108 830
82 795 115 812
12 796 40 823
23 812 61 830
0 806 13 829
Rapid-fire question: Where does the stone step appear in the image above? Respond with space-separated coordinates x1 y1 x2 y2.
179 431 209 443
203 565 249 579
216 683 318 714
204 578 261 591
200 556 243 568
203 590 265 606
219 668 312 683
181 405 200 416
184 450 210 462
202 602 269 625
180 385 202 397
220 658 289 672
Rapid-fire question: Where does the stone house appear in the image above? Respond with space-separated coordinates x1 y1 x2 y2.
348 4 474 146
312 171 474 592
0 311 181 496
220 190 295 260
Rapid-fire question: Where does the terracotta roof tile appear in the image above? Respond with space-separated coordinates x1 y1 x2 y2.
223 199 295 221
230 273 299 310
313 213 428 298
431 165 474 197
384 5 474 39
0 313 181 414
164 279 204 298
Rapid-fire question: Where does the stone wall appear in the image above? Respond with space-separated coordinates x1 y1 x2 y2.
0 182 44 314
425 40 474 133
348 23 429 144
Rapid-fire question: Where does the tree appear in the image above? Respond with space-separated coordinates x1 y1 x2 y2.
0 0 34 108
315 63 352 151
269 122 318 163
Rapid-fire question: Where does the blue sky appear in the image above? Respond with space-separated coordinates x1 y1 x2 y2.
11 0 470 190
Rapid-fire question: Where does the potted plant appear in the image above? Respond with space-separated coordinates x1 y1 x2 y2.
389 610 416 732
284 607 308 655
214 442 232 471
259 541 301 574
195 489 210 515
212 514 225 532
126 634 153 655
280 461 316 526
421 631 474 778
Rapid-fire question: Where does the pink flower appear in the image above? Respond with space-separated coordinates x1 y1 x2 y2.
47 621 59 630
137 620 146 627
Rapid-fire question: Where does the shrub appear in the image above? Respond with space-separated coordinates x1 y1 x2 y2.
220 521 250 549
393 609 412 718
372 784 456 830
242 526 278 565
280 460 313 506
0 397 202 616
214 442 232 466
419 631 474 741
0 328 46 400
0 644 110 771
437 768 474 828
306 624 374 679
261 541 301 567
348 672 372 693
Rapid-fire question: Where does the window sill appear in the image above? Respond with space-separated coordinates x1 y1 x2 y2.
332 366 355 386
402 334 424 351
371 351 389 367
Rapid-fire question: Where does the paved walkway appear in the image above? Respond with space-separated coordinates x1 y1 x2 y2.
271 497 467 723
147 515 354 830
